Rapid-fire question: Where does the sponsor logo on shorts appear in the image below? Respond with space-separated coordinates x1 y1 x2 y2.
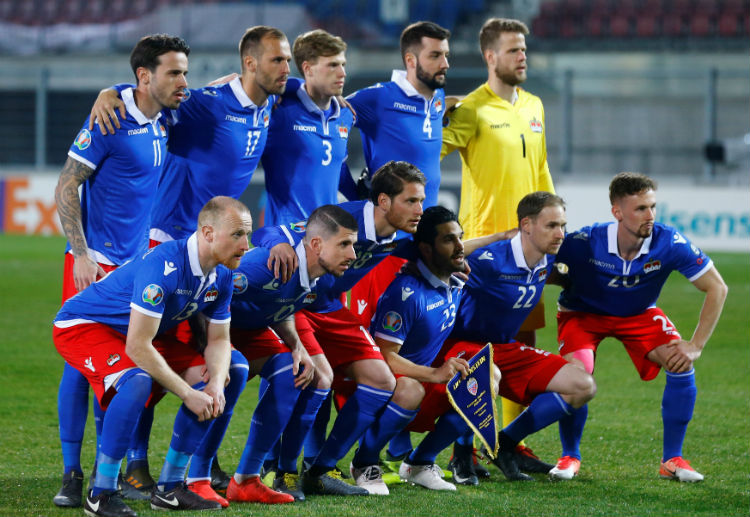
466 377 478 396
357 299 368 314
382 311 402 332
142 284 164 306
74 129 91 150
232 272 248 294
84 357 95 372
204 287 219 302
106 354 121 366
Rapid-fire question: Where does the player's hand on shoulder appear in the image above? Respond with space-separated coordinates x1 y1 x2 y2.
267 243 298 283
89 88 126 135
73 254 106 292
206 72 238 87
337 95 357 121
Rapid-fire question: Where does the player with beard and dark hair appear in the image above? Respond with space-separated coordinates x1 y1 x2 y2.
441 17 555 477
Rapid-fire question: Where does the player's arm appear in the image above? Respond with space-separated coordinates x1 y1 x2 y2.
338 162 358 201
270 317 315 389
252 226 303 282
125 310 216 421
537 105 555 194
54 157 106 292
88 85 129 135
376 337 469 383
440 98 475 160
664 266 728 372
463 228 520 256
201 320 232 418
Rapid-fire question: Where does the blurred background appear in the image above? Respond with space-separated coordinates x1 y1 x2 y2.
1 0 748 249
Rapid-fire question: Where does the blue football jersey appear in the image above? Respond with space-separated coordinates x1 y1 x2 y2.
67 87 168 264
451 234 556 343
556 222 713 317
148 77 273 241
371 260 464 367
230 242 322 330
261 82 355 226
346 70 445 208
251 200 415 313
54 234 232 336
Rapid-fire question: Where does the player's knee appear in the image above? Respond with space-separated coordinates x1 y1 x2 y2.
312 355 334 390
354 360 396 392
392 376 424 410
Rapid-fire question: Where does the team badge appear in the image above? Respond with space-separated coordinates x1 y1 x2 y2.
204 287 219 302
466 377 478 396
304 292 317 304
159 123 167 137
382 311 403 332
290 222 306 233
106 354 121 366
382 243 398 252
142 284 164 306
538 268 548 281
74 129 92 150
263 113 270 127
643 259 661 274
232 272 248 294
338 125 349 139
434 99 443 113
529 117 543 133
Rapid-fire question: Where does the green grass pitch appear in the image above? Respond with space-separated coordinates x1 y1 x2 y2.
0 234 747 516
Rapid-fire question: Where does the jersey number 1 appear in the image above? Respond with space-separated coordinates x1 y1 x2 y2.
245 130 261 157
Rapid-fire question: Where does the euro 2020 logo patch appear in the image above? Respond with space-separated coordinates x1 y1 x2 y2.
142 284 164 306
382 311 402 332
74 129 92 151
232 272 248 294
466 377 478 396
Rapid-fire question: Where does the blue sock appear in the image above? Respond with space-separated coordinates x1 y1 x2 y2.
559 404 587 460
504 392 574 444
236 353 301 476
456 430 474 447
387 429 413 459
312 384 393 472
93 397 105 459
354 401 418 467
187 351 249 481
303 392 332 464
278 388 330 473
93 369 152 495
58 363 89 474
408 410 468 465
662 369 696 461
127 406 154 467
157 381 213 490
257 374 280 472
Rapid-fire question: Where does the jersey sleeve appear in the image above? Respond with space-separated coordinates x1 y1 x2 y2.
537 103 555 194
251 221 306 248
441 100 477 159
346 86 378 132
338 163 358 201
68 121 112 171
668 229 713 282
200 271 232 324
371 279 419 345
129 255 174 320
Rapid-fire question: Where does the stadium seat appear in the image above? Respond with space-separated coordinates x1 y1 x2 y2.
635 15 659 38
609 14 631 37
690 14 713 37
717 12 740 36
662 13 685 36
560 16 580 38
587 15 607 37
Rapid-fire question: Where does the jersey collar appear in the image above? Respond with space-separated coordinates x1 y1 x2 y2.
483 83 519 106
416 258 465 291
296 83 341 119
294 240 317 290
363 201 397 244
121 87 162 125
511 232 549 273
187 233 217 285
607 222 652 259
391 70 433 101
229 76 268 110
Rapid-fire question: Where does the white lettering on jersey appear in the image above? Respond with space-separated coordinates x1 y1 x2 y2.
127 127 148 136
293 124 317 132
426 299 444 311
393 102 417 112
225 114 247 124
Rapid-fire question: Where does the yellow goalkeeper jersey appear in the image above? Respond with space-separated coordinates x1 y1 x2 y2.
442 83 554 239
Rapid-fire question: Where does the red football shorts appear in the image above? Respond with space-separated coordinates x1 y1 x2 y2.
300 308 384 372
231 326 289 362
557 307 681 381
348 256 407 326
441 338 567 406
61 253 118 303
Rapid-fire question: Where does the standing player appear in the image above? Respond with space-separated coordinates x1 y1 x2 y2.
346 20 451 327
185 205 357 504
441 18 555 472
52 34 189 508
550 172 727 482
442 192 595 483
53 196 252 516
261 29 357 226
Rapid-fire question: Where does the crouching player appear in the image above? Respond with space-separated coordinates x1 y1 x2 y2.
550 172 727 482
53 196 251 516
441 192 595 483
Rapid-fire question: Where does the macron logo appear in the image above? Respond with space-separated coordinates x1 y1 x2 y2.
357 299 368 315
84 357 95 372
401 287 414 301
163 261 177 276
478 251 494 261
263 278 280 291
